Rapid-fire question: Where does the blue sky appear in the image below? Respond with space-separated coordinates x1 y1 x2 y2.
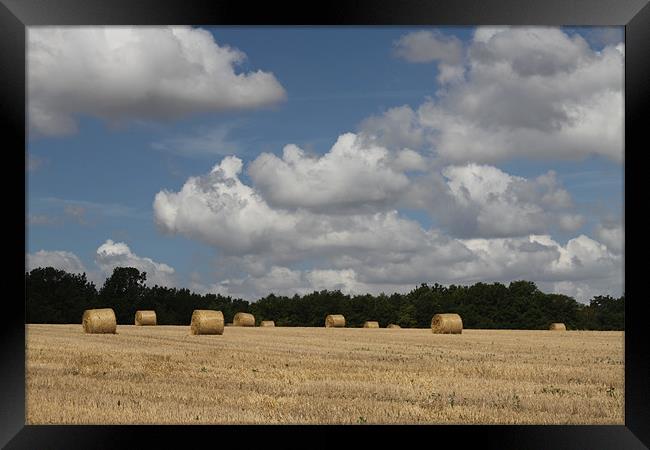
26 26 624 302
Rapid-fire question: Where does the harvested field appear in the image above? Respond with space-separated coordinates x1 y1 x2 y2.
26 324 624 424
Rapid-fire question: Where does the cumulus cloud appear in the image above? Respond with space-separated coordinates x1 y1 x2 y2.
461 234 620 284
393 30 464 65
26 250 87 274
152 154 620 301
437 63 466 84
396 163 581 238
154 156 296 254
166 130 577 239
28 26 286 136
393 30 465 84
155 155 475 266
357 105 426 151
371 27 624 163
95 239 176 287
248 133 414 213
595 221 624 254
192 233 621 302
435 164 580 237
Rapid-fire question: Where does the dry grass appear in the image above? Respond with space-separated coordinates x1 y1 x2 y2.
26 325 623 424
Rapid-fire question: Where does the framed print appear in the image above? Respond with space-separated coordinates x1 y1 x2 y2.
3 0 649 447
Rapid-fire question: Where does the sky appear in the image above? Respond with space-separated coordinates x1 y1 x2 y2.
26 26 625 302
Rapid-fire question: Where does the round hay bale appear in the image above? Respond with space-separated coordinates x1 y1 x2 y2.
387 324 401 329
260 320 275 327
82 308 117 334
233 312 255 327
325 314 345 328
190 310 224 335
549 322 566 331
134 310 157 326
363 321 379 328
431 313 463 334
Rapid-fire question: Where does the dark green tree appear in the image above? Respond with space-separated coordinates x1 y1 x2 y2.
26 267 98 323
397 303 417 328
588 295 624 330
24 266 625 331
98 267 147 324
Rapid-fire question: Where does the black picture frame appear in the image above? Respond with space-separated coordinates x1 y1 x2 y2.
4 0 648 447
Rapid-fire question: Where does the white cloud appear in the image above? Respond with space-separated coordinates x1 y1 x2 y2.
248 133 413 212
154 156 297 254
154 155 464 264
28 26 286 136
200 232 621 302
595 221 624 254
370 27 624 163
153 155 620 301
95 239 176 287
393 31 466 84
462 234 620 284
558 214 586 232
180 131 579 240
358 105 425 151
393 30 463 65
437 63 466 84
472 27 510 44
393 149 427 172
400 163 580 238
469 27 591 77
444 165 578 236
26 250 87 274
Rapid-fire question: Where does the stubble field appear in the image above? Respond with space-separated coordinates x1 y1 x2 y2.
26 324 624 424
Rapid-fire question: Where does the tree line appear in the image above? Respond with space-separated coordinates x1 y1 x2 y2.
25 266 624 330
